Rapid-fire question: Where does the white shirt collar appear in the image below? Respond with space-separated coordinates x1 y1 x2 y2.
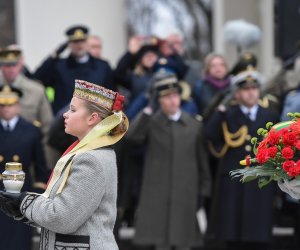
1 116 19 131
76 54 89 64
240 104 259 121
168 110 182 121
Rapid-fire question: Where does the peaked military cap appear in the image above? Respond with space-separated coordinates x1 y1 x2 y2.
0 48 21 66
0 85 23 105
65 25 89 42
230 52 257 76
231 68 262 89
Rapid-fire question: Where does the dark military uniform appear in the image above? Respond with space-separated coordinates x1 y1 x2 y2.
0 117 49 250
204 64 281 249
34 25 114 114
34 55 113 113
204 104 279 248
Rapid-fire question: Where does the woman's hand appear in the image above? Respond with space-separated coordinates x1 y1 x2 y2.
0 191 26 218
278 179 300 200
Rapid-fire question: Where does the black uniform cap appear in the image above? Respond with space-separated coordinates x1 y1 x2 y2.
65 25 89 41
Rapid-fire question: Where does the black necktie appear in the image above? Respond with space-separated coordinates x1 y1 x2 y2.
247 112 251 119
6 123 10 131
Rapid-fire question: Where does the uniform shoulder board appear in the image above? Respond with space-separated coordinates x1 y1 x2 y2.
229 99 238 106
194 114 203 122
265 93 279 103
33 120 42 128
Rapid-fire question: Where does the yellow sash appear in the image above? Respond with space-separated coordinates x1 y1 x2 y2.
42 112 128 198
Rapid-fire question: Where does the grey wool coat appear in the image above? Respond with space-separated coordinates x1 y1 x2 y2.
20 148 119 250
127 110 211 247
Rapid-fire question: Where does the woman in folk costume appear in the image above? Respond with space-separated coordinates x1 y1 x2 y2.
0 79 129 250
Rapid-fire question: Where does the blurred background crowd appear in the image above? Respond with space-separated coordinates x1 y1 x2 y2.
1 0 300 250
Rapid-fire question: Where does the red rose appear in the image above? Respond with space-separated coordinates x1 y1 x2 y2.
257 139 268 150
267 146 277 158
290 120 300 134
288 167 299 177
282 131 298 146
295 141 300 151
281 147 294 159
256 149 269 164
267 129 280 145
278 128 288 136
288 164 300 177
282 160 295 172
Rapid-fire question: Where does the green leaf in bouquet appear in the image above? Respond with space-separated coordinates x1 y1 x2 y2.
258 177 273 189
261 161 276 168
242 175 257 183
230 165 288 187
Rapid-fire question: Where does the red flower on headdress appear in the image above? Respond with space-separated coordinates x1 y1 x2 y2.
112 93 125 111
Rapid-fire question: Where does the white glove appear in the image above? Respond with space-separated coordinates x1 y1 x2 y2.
278 179 300 200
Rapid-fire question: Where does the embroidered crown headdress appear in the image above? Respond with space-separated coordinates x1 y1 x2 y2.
73 79 124 112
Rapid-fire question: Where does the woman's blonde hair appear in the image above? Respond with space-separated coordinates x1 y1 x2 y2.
202 53 228 76
84 101 127 136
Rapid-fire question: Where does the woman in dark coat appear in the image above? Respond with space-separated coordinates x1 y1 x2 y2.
192 53 230 119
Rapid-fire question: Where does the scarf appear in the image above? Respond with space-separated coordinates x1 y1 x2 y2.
203 75 230 89
42 111 127 198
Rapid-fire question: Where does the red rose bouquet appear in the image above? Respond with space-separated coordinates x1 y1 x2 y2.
230 113 300 188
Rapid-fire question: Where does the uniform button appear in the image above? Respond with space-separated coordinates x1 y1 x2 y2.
246 134 251 141
245 145 252 152
12 155 20 162
0 155 3 162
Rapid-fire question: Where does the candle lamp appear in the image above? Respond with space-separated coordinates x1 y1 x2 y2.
2 162 25 193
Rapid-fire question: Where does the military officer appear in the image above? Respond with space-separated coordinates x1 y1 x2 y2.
34 25 114 114
204 69 279 250
0 47 55 167
0 47 53 136
0 85 49 250
229 52 281 113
